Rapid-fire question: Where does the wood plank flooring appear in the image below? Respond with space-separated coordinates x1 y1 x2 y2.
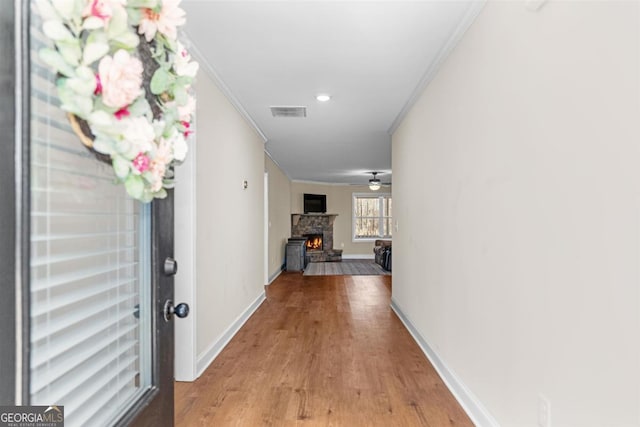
175 273 473 426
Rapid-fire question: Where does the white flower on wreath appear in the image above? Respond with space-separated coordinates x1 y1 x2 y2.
120 116 156 156
138 0 186 42
98 50 144 109
174 41 199 78
171 131 188 162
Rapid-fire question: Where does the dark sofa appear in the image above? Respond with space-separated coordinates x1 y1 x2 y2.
373 240 392 271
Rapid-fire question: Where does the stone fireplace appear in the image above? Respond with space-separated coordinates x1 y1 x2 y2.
291 214 342 262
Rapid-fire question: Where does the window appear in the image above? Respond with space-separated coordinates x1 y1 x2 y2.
352 193 392 240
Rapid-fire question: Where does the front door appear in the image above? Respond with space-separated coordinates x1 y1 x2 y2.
2 3 181 425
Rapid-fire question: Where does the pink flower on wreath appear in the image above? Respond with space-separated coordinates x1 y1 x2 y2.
181 121 192 138
94 74 102 95
82 0 113 20
114 107 130 120
98 50 143 109
177 95 196 122
149 161 167 192
147 137 172 192
132 153 151 173
82 0 125 26
138 0 186 42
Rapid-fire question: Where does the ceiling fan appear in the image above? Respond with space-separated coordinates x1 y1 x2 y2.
346 172 392 189
366 172 391 191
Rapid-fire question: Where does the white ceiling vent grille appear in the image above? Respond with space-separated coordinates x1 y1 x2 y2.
270 106 307 118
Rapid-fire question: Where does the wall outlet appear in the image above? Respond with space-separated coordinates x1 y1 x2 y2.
341 242 344 248
538 394 551 427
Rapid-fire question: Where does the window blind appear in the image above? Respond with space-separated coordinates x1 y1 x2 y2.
29 14 152 427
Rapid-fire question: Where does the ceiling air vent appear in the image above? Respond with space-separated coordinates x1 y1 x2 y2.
270 106 307 118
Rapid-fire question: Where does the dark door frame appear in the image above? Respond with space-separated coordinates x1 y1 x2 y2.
1 0 31 407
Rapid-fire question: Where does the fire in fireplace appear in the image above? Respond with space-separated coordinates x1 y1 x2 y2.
305 234 323 251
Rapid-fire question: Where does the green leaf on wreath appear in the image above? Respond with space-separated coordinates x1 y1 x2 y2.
92 136 113 155
83 41 109 66
42 20 75 42
50 0 78 18
113 156 131 179
66 77 95 97
74 95 94 118
107 6 129 39
57 41 81 67
57 82 92 118
88 111 115 134
127 0 159 9
82 17 105 31
155 188 168 199
128 96 152 117
111 32 139 50
139 191 154 203
126 8 142 26
172 86 188 105
40 48 75 77
125 175 145 200
150 68 171 95
35 0 61 21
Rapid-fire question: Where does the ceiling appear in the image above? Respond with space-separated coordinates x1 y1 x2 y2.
182 1 482 185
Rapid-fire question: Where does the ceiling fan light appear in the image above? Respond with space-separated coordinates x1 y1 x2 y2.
369 180 381 191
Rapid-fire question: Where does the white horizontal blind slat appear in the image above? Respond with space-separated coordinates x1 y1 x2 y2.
31 246 136 267
31 327 137 394
31 289 136 342
29 10 152 427
67 361 138 426
31 261 138 291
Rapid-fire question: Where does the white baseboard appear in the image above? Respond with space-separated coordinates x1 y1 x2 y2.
390 298 500 427
267 265 284 285
196 291 266 377
342 254 374 260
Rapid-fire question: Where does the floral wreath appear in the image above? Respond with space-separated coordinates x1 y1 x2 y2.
36 0 198 202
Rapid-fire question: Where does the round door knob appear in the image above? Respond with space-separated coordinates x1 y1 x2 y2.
174 303 190 318
164 300 190 321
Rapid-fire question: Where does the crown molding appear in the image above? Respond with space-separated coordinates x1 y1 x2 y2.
181 31 269 143
387 0 486 135
264 149 292 181
291 179 370 187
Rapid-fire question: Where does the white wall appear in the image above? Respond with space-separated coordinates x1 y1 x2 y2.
392 1 639 426
265 154 291 281
175 64 266 378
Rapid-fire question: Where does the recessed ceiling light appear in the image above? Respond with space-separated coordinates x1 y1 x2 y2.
316 94 331 102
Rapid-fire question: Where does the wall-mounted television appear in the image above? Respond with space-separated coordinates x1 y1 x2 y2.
303 193 326 214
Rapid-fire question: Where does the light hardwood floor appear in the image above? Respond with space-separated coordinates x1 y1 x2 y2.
175 273 473 426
